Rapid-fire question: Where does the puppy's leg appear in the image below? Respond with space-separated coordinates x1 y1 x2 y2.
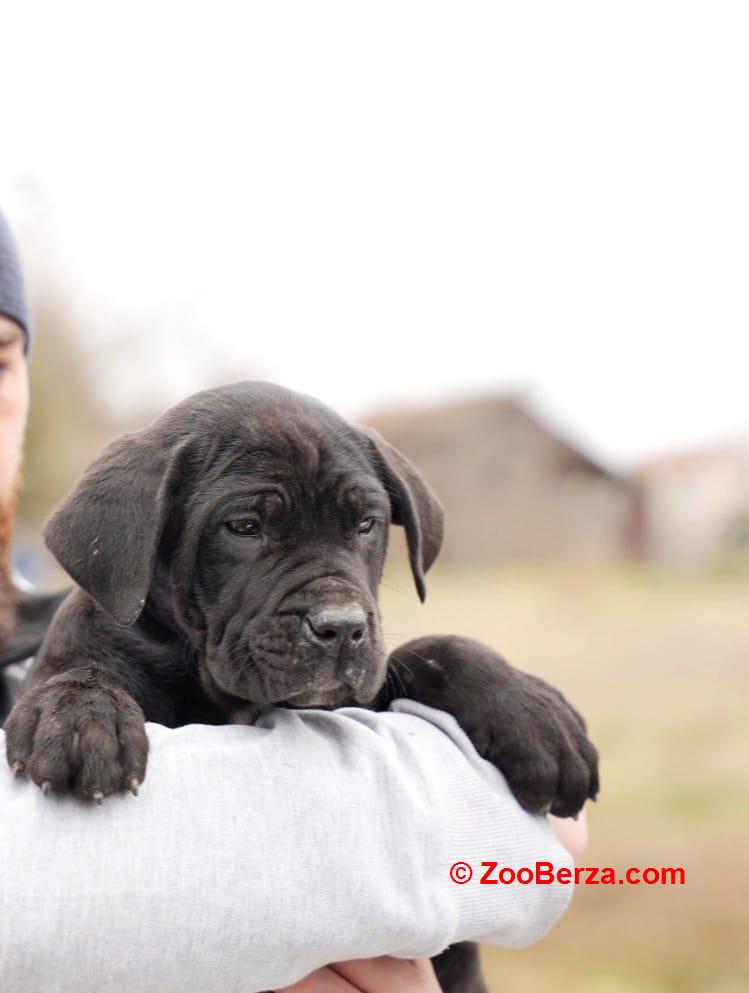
5 665 148 802
382 634 599 818
3 590 169 801
432 942 488 993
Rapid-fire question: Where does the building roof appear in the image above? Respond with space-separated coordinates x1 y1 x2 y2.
366 393 622 481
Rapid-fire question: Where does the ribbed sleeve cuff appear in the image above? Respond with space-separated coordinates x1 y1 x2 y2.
390 700 575 951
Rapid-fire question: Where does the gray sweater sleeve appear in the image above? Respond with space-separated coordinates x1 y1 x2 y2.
0 702 573 993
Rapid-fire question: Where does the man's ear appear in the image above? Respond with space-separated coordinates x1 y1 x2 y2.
362 428 444 602
43 429 192 626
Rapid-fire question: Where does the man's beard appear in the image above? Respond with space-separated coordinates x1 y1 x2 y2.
0 484 19 653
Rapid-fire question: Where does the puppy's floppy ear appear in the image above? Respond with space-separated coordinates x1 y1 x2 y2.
43 429 191 626
363 428 444 602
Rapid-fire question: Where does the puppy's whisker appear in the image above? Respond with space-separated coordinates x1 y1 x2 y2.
397 647 433 669
385 666 409 700
378 578 409 595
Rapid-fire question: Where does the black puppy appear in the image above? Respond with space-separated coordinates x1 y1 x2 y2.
5 381 597 992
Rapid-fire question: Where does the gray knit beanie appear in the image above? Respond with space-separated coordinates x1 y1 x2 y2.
0 208 30 351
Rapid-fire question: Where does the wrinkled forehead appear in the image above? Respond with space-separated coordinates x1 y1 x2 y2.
158 383 388 515
187 424 389 519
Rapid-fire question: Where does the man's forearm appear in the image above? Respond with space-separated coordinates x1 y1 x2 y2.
1 703 573 993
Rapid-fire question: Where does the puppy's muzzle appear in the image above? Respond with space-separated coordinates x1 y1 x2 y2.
303 603 368 653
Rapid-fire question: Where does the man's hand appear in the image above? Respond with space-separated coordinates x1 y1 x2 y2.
280 957 442 993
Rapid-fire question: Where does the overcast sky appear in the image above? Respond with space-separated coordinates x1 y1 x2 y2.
1 2 747 469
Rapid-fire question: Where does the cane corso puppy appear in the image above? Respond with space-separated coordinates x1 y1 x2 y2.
5 381 597 993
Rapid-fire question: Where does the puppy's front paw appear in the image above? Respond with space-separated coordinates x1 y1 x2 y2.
478 670 599 818
387 634 599 818
5 666 148 802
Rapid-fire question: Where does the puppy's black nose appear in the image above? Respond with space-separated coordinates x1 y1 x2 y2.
305 604 367 651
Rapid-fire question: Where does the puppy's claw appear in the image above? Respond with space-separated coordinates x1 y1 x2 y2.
92 790 104 805
41 780 52 796
129 778 139 796
11 760 25 778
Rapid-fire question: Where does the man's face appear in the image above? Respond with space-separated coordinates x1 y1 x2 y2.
0 317 28 504
0 315 27 651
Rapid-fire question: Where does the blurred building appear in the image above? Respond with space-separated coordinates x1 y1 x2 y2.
367 395 642 564
635 446 749 566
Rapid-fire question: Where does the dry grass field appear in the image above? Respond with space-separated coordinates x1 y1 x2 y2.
379 557 749 993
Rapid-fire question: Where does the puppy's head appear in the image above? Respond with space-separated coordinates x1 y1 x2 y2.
44 382 443 709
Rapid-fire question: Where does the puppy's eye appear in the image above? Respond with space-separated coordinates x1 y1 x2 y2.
357 517 376 536
226 518 261 537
